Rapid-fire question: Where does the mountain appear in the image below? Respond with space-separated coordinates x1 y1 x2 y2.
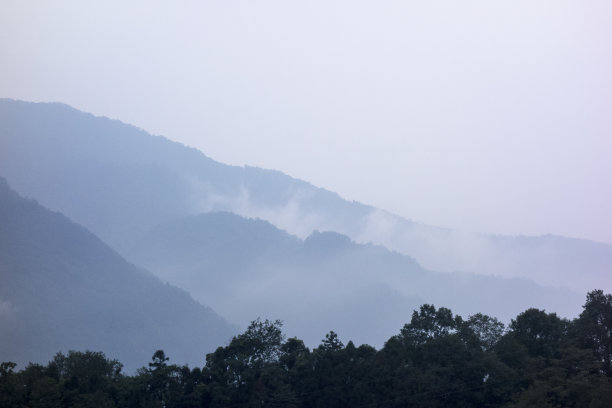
0 178 236 372
1 99 610 294
0 99 370 253
127 211 583 348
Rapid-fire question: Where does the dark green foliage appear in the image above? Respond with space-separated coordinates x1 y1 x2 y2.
2 291 612 407
0 362 20 408
399 304 463 346
577 289 612 375
509 308 568 358
464 313 505 351
319 331 344 352
49 351 122 407
202 319 287 407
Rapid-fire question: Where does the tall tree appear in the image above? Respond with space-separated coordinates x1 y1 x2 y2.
509 308 568 358
577 289 612 375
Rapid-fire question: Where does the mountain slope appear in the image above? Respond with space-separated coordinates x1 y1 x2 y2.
1 99 610 294
0 178 236 372
0 99 371 253
128 211 584 347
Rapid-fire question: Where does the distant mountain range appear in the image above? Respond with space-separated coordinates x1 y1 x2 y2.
127 211 583 347
0 99 609 362
0 177 236 372
1 99 610 294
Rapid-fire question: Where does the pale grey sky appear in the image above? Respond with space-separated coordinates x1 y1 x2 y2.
1 0 611 243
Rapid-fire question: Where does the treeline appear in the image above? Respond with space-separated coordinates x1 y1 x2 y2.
2 290 612 408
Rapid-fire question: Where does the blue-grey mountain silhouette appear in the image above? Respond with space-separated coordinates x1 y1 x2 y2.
1 99 609 295
0 177 236 372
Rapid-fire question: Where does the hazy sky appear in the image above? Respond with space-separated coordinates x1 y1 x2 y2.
1 0 611 243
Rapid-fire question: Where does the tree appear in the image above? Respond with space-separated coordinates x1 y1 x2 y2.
149 350 170 372
236 318 285 367
577 289 612 375
47 351 121 408
464 313 505 351
279 337 309 371
203 319 286 407
510 308 567 358
319 331 344 352
145 350 184 408
0 362 21 408
400 304 463 346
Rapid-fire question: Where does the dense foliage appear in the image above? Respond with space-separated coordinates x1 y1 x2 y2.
2 290 611 408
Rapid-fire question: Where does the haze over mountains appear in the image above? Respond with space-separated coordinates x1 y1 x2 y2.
0 99 610 366
0 177 235 372
128 211 582 347
1 99 610 294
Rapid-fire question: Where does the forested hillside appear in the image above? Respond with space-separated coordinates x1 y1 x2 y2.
2 291 611 407
128 211 583 347
0 178 236 372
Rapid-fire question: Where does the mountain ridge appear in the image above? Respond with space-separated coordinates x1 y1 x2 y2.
1 98 610 294
0 176 236 372
127 210 584 348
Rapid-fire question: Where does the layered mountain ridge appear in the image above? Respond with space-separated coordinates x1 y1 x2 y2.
127 211 582 347
0 98 609 361
1 99 610 294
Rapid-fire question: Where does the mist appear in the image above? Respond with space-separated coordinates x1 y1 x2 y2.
1 0 611 243
2 3 612 392
2 100 606 349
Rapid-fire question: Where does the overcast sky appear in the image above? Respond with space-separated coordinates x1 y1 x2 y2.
1 0 611 243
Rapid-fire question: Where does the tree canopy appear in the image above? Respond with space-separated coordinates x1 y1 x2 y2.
2 290 612 408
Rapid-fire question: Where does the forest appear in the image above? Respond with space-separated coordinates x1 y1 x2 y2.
1 289 611 408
